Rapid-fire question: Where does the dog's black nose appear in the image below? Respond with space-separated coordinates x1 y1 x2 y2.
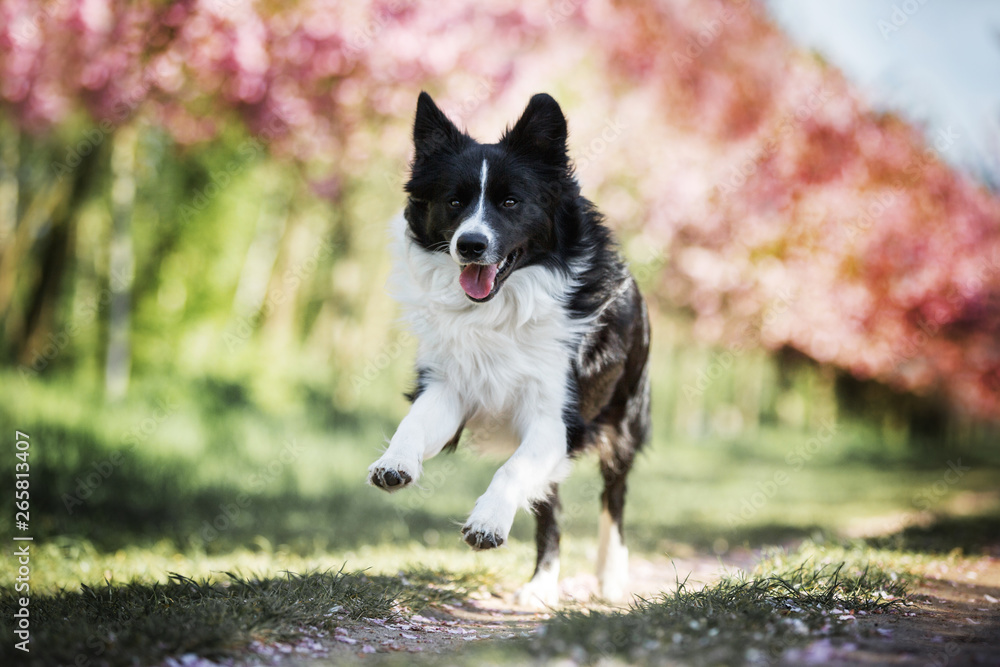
456 232 489 261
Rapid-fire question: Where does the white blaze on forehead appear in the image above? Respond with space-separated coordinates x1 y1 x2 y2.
475 158 488 216
450 159 494 264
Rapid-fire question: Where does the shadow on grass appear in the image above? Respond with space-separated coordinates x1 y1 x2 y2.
11 397 998 563
867 514 1000 556
2 421 460 555
618 519 826 557
527 556 907 666
8 419 839 559
0 569 400 667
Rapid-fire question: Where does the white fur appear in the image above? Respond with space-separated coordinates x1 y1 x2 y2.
516 560 560 608
382 213 584 544
449 159 494 263
463 416 571 546
597 508 629 602
367 381 464 489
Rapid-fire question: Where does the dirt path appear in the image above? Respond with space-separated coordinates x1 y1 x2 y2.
818 558 1000 666
222 552 744 665
205 551 1000 666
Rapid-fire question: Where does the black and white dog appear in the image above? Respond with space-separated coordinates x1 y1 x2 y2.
368 92 650 606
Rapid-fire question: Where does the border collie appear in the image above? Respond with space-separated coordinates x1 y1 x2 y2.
368 92 650 606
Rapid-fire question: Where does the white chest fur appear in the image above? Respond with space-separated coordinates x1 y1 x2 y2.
388 217 582 431
371 216 585 557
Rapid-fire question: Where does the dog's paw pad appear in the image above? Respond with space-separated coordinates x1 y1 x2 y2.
369 466 413 492
461 526 504 550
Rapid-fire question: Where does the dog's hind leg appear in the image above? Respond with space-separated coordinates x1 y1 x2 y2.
597 448 633 603
596 352 649 603
515 485 561 608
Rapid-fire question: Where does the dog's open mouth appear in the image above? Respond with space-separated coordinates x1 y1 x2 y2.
459 248 523 302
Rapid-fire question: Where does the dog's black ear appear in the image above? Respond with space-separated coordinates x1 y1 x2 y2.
413 91 468 159
501 93 568 167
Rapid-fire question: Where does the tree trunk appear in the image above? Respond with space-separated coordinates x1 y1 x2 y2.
0 120 17 249
231 168 289 318
12 145 99 365
105 126 138 400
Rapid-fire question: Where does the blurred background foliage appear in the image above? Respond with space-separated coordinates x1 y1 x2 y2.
1 0 999 582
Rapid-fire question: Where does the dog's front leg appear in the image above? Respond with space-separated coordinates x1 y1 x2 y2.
368 381 463 492
462 416 570 550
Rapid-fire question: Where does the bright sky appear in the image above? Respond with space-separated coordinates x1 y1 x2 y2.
765 0 1000 188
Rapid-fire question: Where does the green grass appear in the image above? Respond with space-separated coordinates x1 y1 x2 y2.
0 567 405 666
2 368 998 665
524 542 909 666
1 538 920 667
2 367 998 590
0 559 505 666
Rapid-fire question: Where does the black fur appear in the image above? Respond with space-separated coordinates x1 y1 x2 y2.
403 92 651 585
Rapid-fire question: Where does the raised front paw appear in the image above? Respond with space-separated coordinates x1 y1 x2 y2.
461 498 514 550
367 458 418 492
461 525 505 550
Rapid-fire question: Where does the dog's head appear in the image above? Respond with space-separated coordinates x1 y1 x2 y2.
404 92 573 302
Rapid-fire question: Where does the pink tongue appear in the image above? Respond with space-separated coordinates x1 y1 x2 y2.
459 263 499 299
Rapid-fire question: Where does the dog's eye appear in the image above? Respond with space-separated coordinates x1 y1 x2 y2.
449 199 462 208
502 198 518 208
